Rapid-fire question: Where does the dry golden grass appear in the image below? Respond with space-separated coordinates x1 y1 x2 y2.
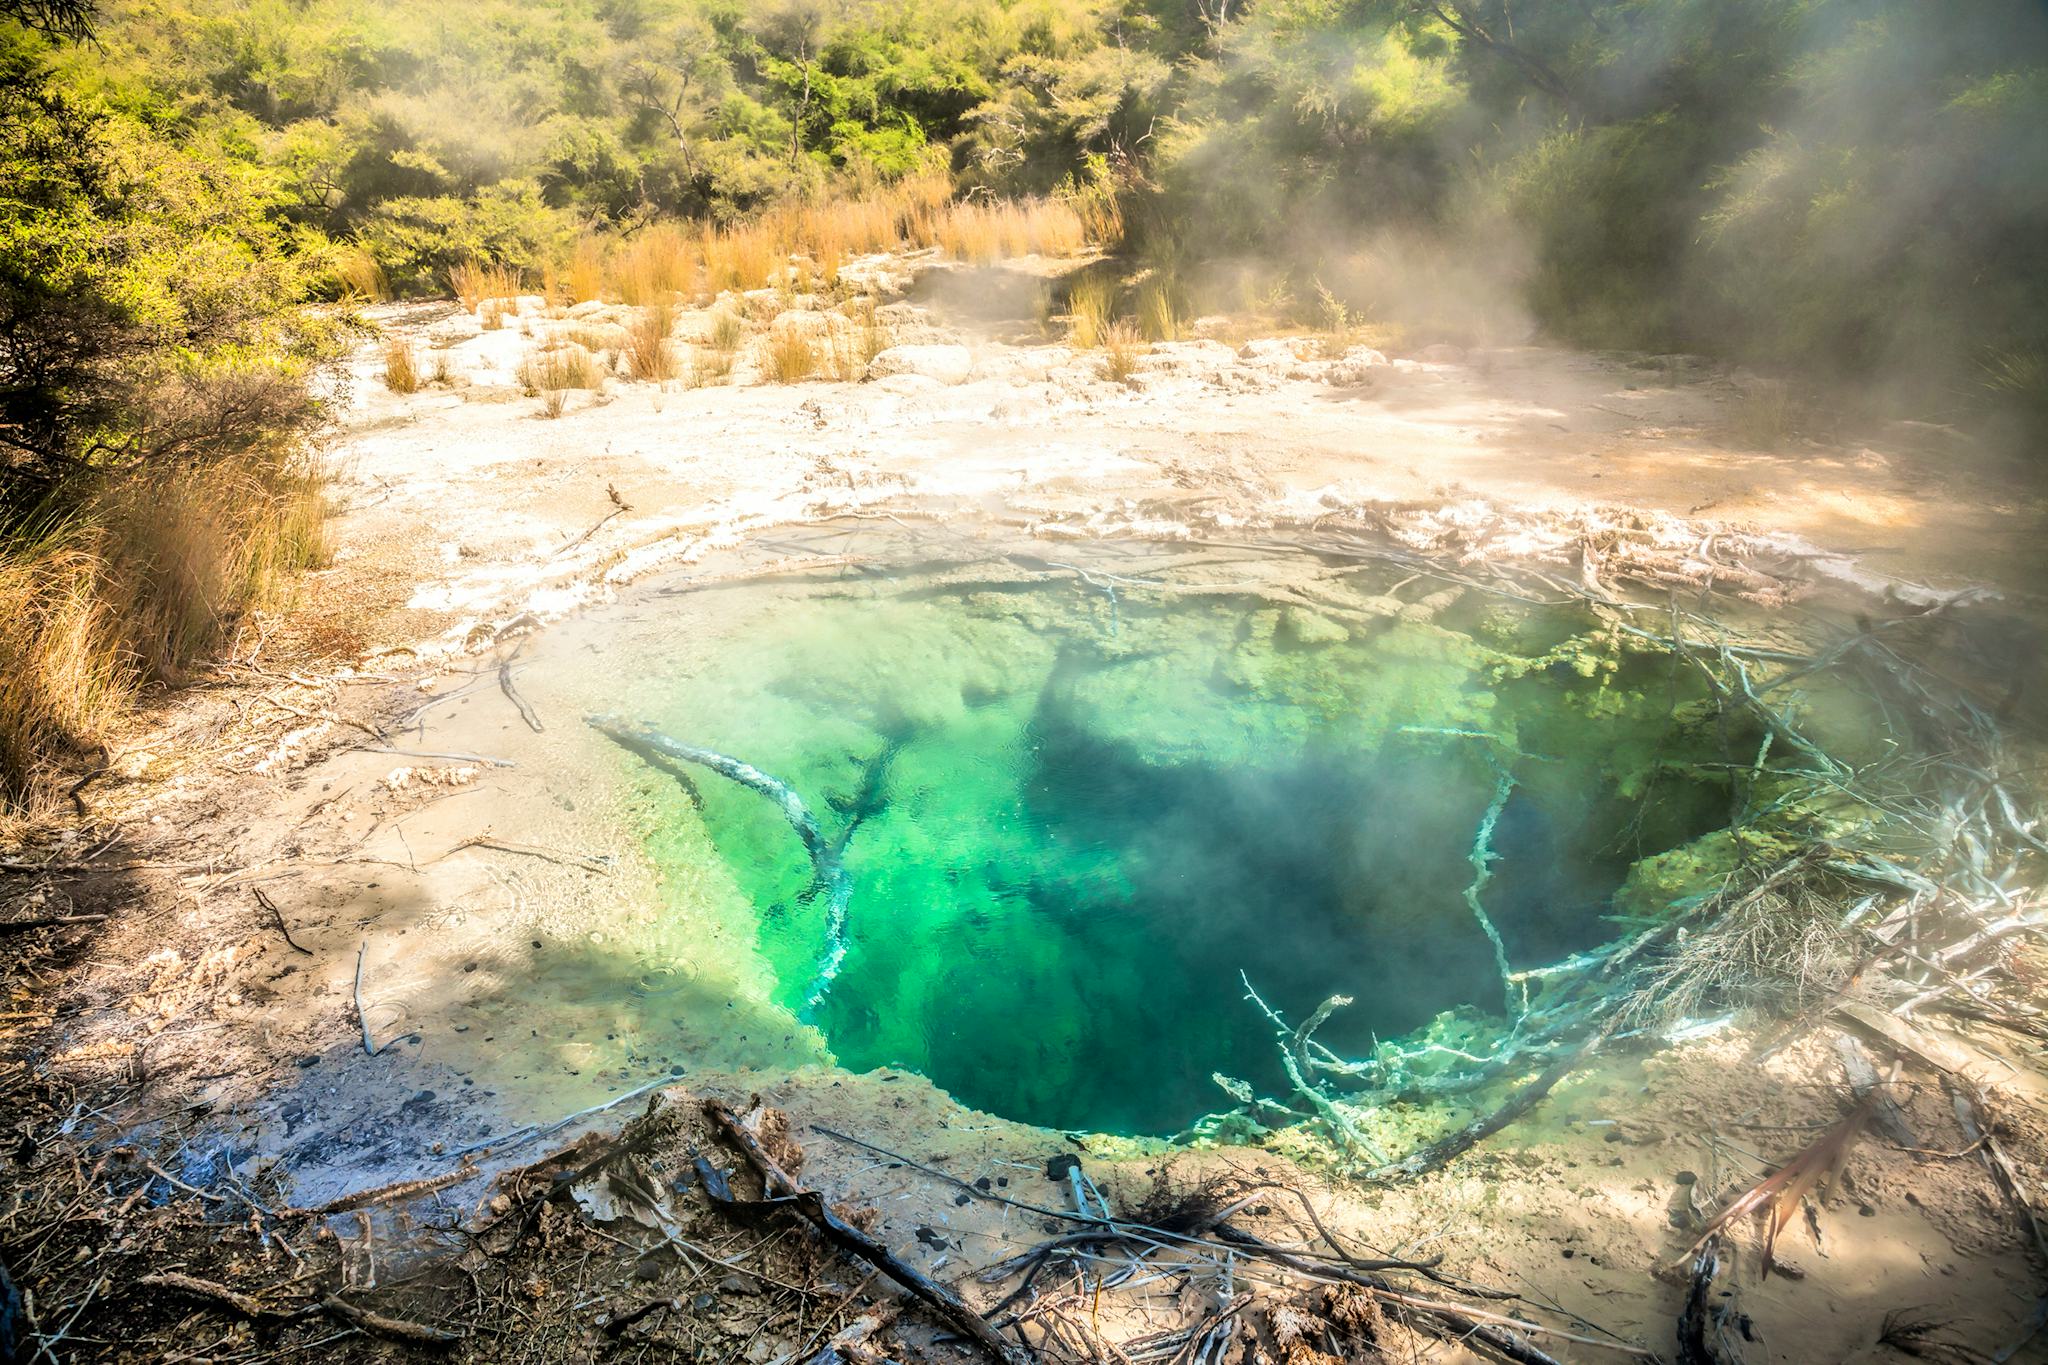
479 298 510 331
568 239 605 304
562 322 630 356
450 261 521 312
381 337 421 393
1732 379 1796 449
624 303 677 382
517 341 604 395
1067 276 1114 349
934 197 1092 263
761 325 818 384
707 308 746 354
1137 280 1181 343
687 347 733 387
617 226 694 306
1313 282 1351 359
546 176 1118 311
845 294 888 364
0 450 325 815
1100 320 1145 386
336 251 389 303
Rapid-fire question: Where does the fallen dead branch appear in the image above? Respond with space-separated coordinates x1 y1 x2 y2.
498 652 545 733
1368 1015 1619 1181
0 912 106 932
317 1293 462 1347
1675 1237 1743 1365
294 1162 480 1219
700 1099 1029 1365
251 885 311 954
353 937 400 1056
426 834 610 874
135 1273 462 1347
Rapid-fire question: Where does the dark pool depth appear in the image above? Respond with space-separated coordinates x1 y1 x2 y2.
618 567 1739 1135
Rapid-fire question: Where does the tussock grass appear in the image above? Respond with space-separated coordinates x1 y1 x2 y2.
933 197 1091 263
704 223 779 294
530 176 1118 310
761 325 818 384
568 241 604 305
450 261 521 312
0 446 326 817
617 226 694 306
1068 276 1114 349
707 307 746 354
381 337 421 393
624 304 677 382
336 251 389 303
1313 282 1351 359
1137 280 1181 342
1100 320 1145 386
562 323 630 357
517 341 604 395
845 294 888 364
687 347 733 387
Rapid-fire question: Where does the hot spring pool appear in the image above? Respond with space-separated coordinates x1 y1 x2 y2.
547 534 1759 1136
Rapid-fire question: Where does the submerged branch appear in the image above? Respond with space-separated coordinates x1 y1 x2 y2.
587 713 852 1012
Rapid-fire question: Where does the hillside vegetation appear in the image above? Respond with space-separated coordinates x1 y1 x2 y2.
2 0 2046 811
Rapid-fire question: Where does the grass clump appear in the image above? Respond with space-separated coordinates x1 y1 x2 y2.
1 442 326 819
1101 320 1145 386
762 325 818 384
517 342 604 416
336 251 389 303
1137 280 1181 342
707 307 746 353
846 295 888 363
624 304 677 382
381 337 421 393
1731 378 1795 449
450 261 521 313
1068 276 1114 349
1313 282 1352 359
687 348 734 387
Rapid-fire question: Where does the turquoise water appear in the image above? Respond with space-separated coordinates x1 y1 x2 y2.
609 561 1735 1135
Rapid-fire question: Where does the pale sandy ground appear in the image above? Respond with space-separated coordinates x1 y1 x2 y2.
10 252 2048 1362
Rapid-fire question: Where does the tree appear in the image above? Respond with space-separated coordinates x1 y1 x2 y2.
748 0 844 171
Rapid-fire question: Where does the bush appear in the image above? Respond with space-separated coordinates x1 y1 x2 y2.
354 182 574 297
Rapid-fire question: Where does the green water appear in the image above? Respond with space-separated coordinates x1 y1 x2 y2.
615 563 1737 1135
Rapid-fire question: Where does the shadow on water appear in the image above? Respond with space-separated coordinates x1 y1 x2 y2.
652 576 1738 1136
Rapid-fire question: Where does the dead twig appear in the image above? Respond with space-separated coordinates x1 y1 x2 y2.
1369 1016 1618 1180
0 913 107 933
701 1100 1028 1365
294 1163 479 1219
318 1294 462 1347
252 887 312 955
353 939 398 1057
498 655 544 734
